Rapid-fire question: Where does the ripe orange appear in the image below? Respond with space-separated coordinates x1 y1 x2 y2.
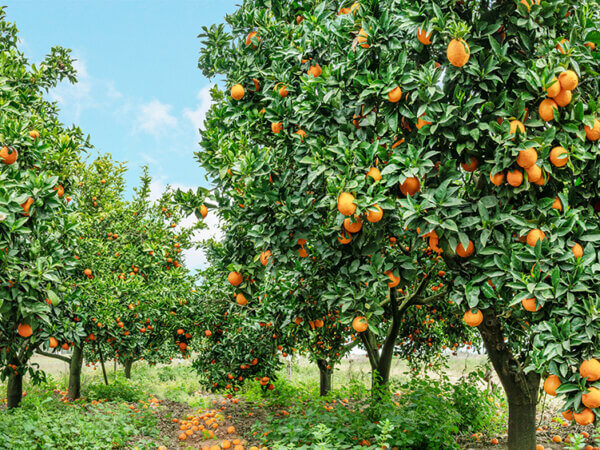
552 436 562 443
200 204 208 218
278 85 288 97
509 120 525 135
538 99 558 121
400 177 421 196
574 408 595 426
463 309 483 327
546 77 561 98
549 146 568 167
337 192 356 216
388 86 402 103
21 197 34 216
582 386 600 408
343 216 362 233
456 240 474 257
49 337 58 348
517 148 537 169
526 229 545 247
490 172 504 186
366 167 381 181
366 205 383 223
507 169 523 187
562 410 573 421
519 0 540 11
352 316 368 333
0 146 17 164
525 164 542 183
245 31 260 47
260 250 272 266
271 122 283 134
416 114 432 129
552 197 562 211
447 39 470 67
337 231 352 244
228 271 243 286
84 268 92 276
295 129 307 141
307 64 322 77
417 28 433 45
236 293 247 306
17 323 33 338
460 156 478 172
357 28 369 48
522 297 539 312
559 70 578 91
554 89 572 107
585 119 600 141
231 84 245 100
385 270 400 288
543 375 560 395
572 243 583 259
580 358 600 381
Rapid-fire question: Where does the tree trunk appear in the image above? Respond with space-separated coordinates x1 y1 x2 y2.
316 359 332 396
123 359 133 379
96 340 109 385
479 308 540 450
6 370 23 409
67 345 84 401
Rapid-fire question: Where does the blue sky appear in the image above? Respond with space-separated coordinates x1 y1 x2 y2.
4 0 238 268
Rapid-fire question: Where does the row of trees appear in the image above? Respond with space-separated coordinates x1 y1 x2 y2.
189 0 600 449
0 9 203 408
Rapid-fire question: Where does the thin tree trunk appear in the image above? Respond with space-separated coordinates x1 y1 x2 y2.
479 308 540 450
316 359 332 396
67 345 84 401
6 370 23 409
96 341 109 385
123 359 133 379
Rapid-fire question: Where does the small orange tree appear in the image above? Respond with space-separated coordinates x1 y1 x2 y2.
0 8 90 408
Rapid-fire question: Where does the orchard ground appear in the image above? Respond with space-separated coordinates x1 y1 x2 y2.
0 352 597 450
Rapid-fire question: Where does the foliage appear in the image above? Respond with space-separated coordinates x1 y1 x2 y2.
83 378 146 403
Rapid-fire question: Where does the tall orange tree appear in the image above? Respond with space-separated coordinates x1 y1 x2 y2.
0 8 90 408
195 0 600 447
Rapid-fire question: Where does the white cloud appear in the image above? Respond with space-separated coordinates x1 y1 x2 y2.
134 99 178 137
183 85 213 134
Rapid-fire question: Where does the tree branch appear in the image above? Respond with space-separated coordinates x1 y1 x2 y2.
37 349 71 364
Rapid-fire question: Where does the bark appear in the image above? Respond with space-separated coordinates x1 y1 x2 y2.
479 308 540 450
96 340 109 385
6 370 23 409
316 359 332 396
67 345 84 401
123 359 133 379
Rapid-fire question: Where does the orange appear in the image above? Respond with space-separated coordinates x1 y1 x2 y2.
49 337 58 348
388 86 402 103
519 0 540 11
543 375 560 395
549 146 568 167
447 39 470 67
236 293 248 306
298 246 309 257
522 297 539 312
416 114 432 129
400 177 420 196
344 216 362 233
21 197 34 216
200 204 208 218
84 268 92 276
517 148 537 169
17 323 33 338
357 28 369 48
460 156 478 172
554 89 572 107
295 129 307 141
526 164 542 183
556 38 568 54
337 192 356 216
307 64 322 77
538 99 558 121
55 185 65 197
252 78 260 91
228 271 243 286
337 231 352 244
366 167 381 181
546 77 561 98
490 172 504 186
463 309 483 327
231 84 245 100
582 387 600 409
585 42 596 50
526 229 545 247
456 240 474 257
271 122 283 134
558 70 578 91
491 438 499 445
552 197 562 211
366 205 383 223
574 408 595 426
509 120 525 135
245 31 260 47
278 85 288 97
580 358 600 381
552 436 561 443
417 28 432 45
352 316 368 333
572 243 583 259
562 410 573 421
507 169 523 187
0 146 17 165
385 270 400 288
585 119 600 141
29 129 40 139
260 250 272 266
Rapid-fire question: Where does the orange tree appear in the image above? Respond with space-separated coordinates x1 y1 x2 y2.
0 9 90 408
195 0 473 402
